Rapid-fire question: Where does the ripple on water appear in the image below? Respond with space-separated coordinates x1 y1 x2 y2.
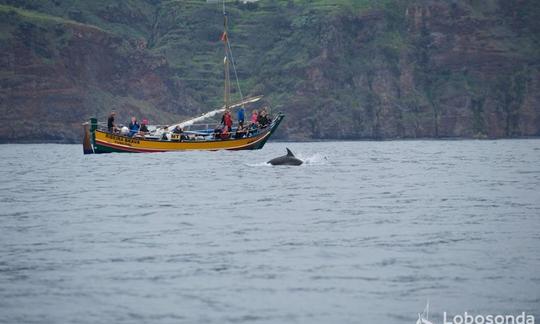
0 141 539 323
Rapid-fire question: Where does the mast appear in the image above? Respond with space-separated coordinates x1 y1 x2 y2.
222 1 230 109
153 0 260 133
220 0 245 111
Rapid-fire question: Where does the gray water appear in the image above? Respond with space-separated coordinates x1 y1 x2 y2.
1 140 539 324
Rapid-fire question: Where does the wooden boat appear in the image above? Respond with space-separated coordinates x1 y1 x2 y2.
82 1 284 154
83 112 283 154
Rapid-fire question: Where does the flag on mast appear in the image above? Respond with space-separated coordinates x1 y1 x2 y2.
220 31 228 42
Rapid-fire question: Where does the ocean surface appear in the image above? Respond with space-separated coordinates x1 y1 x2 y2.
1 140 539 324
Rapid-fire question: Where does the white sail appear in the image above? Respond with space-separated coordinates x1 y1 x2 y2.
179 108 225 128
163 95 263 131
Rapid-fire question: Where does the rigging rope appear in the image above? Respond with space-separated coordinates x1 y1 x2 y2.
222 0 245 108
227 41 245 106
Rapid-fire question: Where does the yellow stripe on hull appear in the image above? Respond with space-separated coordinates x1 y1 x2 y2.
95 131 269 152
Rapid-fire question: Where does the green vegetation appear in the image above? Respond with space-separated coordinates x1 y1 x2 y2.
1 0 540 142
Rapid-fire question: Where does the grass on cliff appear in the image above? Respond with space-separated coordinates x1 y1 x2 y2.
0 4 106 32
3 0 540 139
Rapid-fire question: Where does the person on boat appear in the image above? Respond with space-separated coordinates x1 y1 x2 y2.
138 119 149 136
250 109 258 125
223 110 233 133
265 108 273 126
237 107 245 128
263 108 272 125
172 125 188 141
213 127 223 139
216 110 231 140
220 127 230 140
220 109 228 127
107 111 117 133
128 117 140 137
161 126 169 141
248 122 258 137
235 124 247 139
172 125 183 134
257 108 271 128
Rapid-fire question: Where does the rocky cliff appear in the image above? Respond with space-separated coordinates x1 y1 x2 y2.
1 0 539 143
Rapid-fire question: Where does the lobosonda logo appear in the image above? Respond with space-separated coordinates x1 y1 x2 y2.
443 312 535 324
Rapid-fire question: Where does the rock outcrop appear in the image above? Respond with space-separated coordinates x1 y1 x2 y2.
0 0 539 143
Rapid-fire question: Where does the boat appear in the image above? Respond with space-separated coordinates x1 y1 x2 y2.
83 110 284 154
82 1 284 154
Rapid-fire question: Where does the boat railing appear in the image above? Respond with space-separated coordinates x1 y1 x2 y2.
93 113 281 140
95 124 264 141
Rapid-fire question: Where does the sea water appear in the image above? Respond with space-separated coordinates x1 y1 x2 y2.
0 140 539 323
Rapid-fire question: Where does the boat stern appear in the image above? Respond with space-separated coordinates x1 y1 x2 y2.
82 118 97 154
248 112 284 150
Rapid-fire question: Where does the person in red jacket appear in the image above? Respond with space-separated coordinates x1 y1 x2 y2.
217 109 232 139
223 110 233 132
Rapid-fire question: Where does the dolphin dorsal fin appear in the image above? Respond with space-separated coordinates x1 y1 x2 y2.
286 148 294 157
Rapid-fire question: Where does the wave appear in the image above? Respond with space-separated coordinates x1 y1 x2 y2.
298 152 328 165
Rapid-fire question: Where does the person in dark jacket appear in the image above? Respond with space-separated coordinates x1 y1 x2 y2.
235 124 247 138
107 111 116 133
172 125 182 134
248 122 258 137
161 126 169 141
257 108 271 128
139 119 149 135
172 125 189 141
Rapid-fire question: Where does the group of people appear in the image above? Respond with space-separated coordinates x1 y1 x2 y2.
107 112 148 138
106 106 272 141
215 107 272 140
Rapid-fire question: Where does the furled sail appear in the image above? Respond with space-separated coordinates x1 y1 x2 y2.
164 95 263 131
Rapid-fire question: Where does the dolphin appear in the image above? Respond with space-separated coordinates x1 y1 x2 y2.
267 148 303 166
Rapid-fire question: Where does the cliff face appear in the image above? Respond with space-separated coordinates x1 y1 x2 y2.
0 4 195 142
279 0 540 139
1 0 539 143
